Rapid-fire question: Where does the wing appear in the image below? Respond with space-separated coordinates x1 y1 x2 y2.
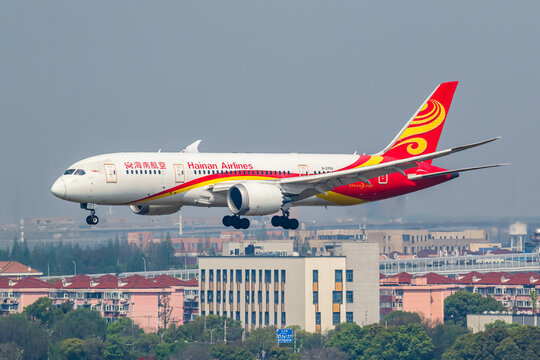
273 137 501 200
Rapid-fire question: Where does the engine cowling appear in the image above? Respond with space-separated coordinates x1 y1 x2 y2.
129 204 181 216
227 182 284 216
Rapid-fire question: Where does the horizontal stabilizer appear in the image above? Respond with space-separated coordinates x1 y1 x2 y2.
407 163 509 180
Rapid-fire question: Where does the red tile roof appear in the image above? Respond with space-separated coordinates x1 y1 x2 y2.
419 272 457 284
152 275 198 287
0 261 41 276
0 276 53 289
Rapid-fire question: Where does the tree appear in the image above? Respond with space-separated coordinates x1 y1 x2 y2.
106 317 143 339
159 291 173 329
212 344 254 360
530 289 538 314
326 323 434 360
103 334 130 360
300 347 350 360
428 322 469 360
54 309 107 341
0 314 48 360
381 310 422 327
83 338 105 360
244 326 278 357
59 338 86 360
0 342 23 360
170 343 212 360
442 325 540 360
444 290 505 325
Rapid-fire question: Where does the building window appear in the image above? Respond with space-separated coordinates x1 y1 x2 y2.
245 291 250 303
201 269 206 282
335 270 342 282
346 291 353 303
274 312 277 325
259 311 263 325
333 291 342 304
201 291 205 303
251 270 256 284
217 269 221 282
265 270 271 283
281 312 286 326
265 312 269 325
217 291 221 303
236 311 240 321
237 291 240 303
259 269 262 282
346 270 353 282
209 270 214 282
245 312 248 324
313 270 318 282
315 312 321 325
230 269 234 282
274 291 279 304
346 312 353 323
333 312 340 325
258 291 262 303
236 270 242 283
266 291 269 303
245 270 250 282
313 292 319 304
281 270 286 283
208 291 214 302
223 269 227 282
252 312 256 325
281 291 285 303
229 291 233 303
274 270 279 284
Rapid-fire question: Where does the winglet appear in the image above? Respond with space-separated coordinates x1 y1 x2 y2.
181 140 202 153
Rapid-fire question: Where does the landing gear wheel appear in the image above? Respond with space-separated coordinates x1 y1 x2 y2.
91 215 99 225
86 215 93 225
271 211 299 230
224 215 250 230
240 218 250 229
222 215 233 227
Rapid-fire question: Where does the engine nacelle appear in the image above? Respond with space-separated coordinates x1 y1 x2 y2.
227 182 284 216
130 204 181 216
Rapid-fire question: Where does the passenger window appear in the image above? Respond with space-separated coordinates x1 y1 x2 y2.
131 170 134 174
64 169 75 175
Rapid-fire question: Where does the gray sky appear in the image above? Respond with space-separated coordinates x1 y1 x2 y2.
1 1 538 225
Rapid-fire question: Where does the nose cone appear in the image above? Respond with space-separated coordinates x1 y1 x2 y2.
51 178 66 199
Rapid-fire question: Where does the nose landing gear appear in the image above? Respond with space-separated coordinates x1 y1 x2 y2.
81 203 99 225
222 215 250 229
271 210 299 230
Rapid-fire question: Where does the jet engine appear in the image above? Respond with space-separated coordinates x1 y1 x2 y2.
227 183 284 216
129 204 182 216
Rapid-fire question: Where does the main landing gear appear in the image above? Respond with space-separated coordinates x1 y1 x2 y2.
271 210 299 230
81 203 99 225
222 215 250 229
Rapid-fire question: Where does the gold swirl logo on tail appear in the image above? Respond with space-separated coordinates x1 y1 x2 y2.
390 99 446 156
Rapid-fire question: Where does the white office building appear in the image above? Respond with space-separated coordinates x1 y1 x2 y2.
199 242 379 333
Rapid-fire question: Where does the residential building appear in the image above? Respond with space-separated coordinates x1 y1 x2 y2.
0 261 42 278
380 271 540 324
0 273 197 332
222 241 294 256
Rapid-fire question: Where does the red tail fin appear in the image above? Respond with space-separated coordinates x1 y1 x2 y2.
378 81 458 164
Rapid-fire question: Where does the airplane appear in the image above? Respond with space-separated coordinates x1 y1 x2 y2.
51 81 506 230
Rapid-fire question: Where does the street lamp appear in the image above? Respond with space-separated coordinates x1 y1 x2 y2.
72 261 76 276
142 257 147 273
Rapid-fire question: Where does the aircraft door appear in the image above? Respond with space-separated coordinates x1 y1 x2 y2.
378 175 388 185
298 164 309 176
104 164 118 183
174 164 185 183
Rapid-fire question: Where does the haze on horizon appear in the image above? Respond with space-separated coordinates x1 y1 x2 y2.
1 2 538 226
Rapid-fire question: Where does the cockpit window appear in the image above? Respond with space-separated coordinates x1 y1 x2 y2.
74 169 86 175
64 169 75 175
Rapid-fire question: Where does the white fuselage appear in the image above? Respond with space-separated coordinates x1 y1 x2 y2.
52 152 362 208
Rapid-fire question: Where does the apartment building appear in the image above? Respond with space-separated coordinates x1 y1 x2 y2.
199 242 379 333
0 273 196 332
380 271 540 324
